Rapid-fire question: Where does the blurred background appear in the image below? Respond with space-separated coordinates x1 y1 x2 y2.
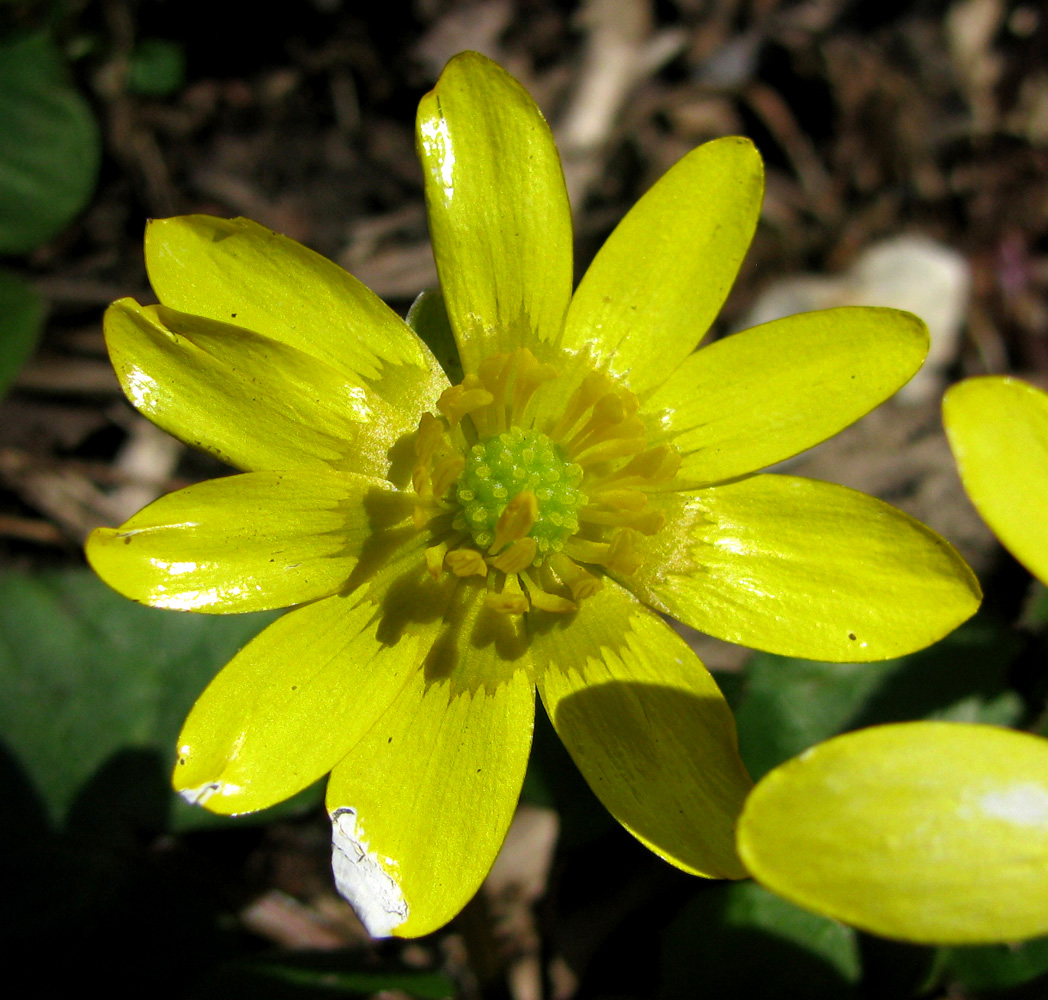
1 0 1047 997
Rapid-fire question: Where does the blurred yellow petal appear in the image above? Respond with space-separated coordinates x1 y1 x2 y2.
738 722 1048 944
644 308 928 485
417 51 572 372
944 376 1048 584
561 137 762 394
533 580 751 880
105 299 413 474
174 552 460 816
627 475 980 661
86 471 412 612
145 215 448 414
326 587 534 938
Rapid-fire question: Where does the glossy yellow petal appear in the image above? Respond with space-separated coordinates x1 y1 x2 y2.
105 298 413 475
532 579 751 879
145 215 448 414
86 470 412 613
644 308 929 485
627 475 980 661
561 137 762 394
326 586 534 937
944 376 1048 584
417 51 572 373
738 722 1048 944
174 550 461 816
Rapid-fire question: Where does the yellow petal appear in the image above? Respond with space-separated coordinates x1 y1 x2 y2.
532 579 751 879
145 215 448 414
562 137 763 394
416 51 572 372
628 475 980 661
86 470 413 612
643 308 929 485
944 376 1048 584
174 551 460 816
738 722 1048 944
326 586 534 937
105 299 413 475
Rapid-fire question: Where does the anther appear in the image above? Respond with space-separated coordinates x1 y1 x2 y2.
489 490 539 554
446 548 487 577
490 537 538 574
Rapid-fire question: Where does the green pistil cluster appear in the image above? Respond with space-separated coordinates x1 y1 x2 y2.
455 427 584 557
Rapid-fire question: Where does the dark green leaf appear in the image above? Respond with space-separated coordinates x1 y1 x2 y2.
942 936 1048 992
0 267 45 397
0 568 281 830
0 31 101 254
406 287 461 384
126 38 185 97
660 880 861 999
735 618 1024 780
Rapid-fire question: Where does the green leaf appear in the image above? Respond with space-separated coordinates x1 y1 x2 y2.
126 38 185 97
193 955 455 999
942 936 1048 991
735 618 1024 780
0 31 101 254
0 568 282 831
660 880 861 1000
406 287 461 384
0 268 45 397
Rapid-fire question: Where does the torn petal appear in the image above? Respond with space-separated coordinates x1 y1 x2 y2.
331 807 409 937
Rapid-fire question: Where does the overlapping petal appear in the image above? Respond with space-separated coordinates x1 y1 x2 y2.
173 548 461 816
326 587 535 938
86 470 413 613
145 215 448 413
625 475 980 661
737 722 1048 944
531 580 751 880
642 307 928 485
561 136 762 394
416 51 573 372
944 376 1048 584
105 299 415 475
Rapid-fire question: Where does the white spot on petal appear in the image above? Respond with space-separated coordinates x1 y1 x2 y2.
978 783 1048 827
330 807 408 937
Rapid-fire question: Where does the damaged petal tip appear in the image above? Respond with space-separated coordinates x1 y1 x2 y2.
177 781 222 806
330 807 409 938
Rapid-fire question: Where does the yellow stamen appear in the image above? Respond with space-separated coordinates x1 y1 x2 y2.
551 372 614 442
485 573 529 615
512 349 557 417
490 537 538 574
425 541 449 579
522 570 577 613
489 490 538 554
605 528 644 575
431 454 466 499
550 553 603 600
438 376 494 428
580 506 665 534
446 548 487 577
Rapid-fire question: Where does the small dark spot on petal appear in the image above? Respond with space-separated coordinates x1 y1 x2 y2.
848 632 857 641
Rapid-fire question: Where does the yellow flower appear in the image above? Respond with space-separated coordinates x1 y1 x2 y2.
86 52 979 937
735 377 1048 946
944 375 1048 585
737 721 1048 944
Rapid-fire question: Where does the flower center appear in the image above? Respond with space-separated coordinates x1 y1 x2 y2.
410 348 680 615
455 428 583 557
